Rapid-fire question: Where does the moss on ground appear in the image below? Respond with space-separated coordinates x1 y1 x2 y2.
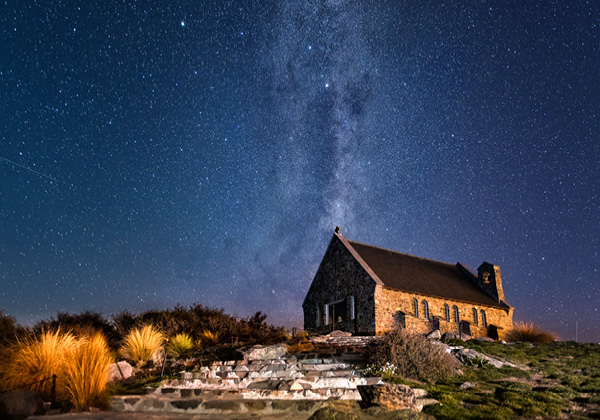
419 340 600 419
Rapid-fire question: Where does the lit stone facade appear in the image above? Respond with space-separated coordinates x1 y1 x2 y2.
373 287 514 340
303 229 514 339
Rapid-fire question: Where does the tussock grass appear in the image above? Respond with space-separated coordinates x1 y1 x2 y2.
120 325 164 366
506 322 559 344
167 333 195 358
0 329 77 397
198 330 221 347
62 333 112 410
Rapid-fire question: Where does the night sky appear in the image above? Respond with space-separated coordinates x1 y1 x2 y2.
1 1 599 342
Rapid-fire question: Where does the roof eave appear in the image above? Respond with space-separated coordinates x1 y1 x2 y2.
336 232 385 286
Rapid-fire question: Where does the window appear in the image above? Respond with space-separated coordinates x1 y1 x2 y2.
349 296 355 320
481 310 487 327
444 304 450 321
473 308 478 325
413 298 419 318
324 304 329 325
453 305 459 323
422 300 429 319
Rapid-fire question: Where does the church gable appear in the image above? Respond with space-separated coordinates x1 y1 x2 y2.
303 230 380 334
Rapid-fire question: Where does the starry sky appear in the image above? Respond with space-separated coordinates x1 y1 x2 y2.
1 1 599 342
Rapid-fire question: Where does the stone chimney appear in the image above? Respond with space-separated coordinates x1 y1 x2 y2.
477 262 505 303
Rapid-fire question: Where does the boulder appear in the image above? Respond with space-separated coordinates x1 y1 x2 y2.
459 382 476 390
240 343 289 361
472 337 494 342
357 383 420 412
441 332 457 340
0 390 45 419
309 405 435 419
426 330 441 340
106 360 134 382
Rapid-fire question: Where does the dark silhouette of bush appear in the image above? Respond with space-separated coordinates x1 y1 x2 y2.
111 304 287 347
34 311 121 349
0 310 17 346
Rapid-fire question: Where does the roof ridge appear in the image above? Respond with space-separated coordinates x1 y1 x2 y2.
347 239 458 268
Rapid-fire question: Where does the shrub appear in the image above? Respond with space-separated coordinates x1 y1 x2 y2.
167 333 195 358
120 325 164 366
0 329 78 398
198 330 221 347
364 329 459 383
34 311 118 348
62 333 112 410
506 322 559 344
0 310 17 346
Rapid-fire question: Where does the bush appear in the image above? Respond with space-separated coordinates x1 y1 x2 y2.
120 325 164 366
34 311 119 348
0 310 17 346
167 333 195 358
506 322 559 344
62 333 112 410
0 329 78 398
364 329 459 383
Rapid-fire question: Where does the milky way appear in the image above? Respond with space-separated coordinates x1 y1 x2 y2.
1 1 599 341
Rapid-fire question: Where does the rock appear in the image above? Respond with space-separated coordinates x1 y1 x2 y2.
415 398 439 410
441 332 457 340
460 333 472 341
472 337 494 342
412 389 428 398
106 360 134 382
309 404 435 420
0 390 45 419
357 383 420 412
330 330 352 338
459 382 476 390
426 330 441 340
240 343 289 361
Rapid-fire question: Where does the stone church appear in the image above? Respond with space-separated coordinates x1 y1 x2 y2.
303 227 514 340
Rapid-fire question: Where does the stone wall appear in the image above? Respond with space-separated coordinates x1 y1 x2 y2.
374 287 513 338
303 235 377 334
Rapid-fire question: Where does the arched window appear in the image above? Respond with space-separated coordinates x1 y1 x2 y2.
453 305 459 323
444 304 450 321
473 308 478 325
413 298 419 318
480 310 487 327
422 300 429 319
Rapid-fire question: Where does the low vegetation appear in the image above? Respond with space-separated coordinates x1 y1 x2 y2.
167 333 195 358
505 321 559 344
62 333 112 410
422 340 600 420
0 329 112 411
120 325 164 367
364 329 459 383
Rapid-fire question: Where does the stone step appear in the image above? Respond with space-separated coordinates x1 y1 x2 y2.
112 394 351 414
162 376 383 393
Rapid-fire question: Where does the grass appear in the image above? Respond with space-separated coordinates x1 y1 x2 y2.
506 321 559 344
0 329 113 411
120 325 164 367
167 333 195 358
420 340 600 420
198 329 221 347
0 329 77 398
62 333 113 410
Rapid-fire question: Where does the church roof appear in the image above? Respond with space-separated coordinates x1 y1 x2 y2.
341 236 508 308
